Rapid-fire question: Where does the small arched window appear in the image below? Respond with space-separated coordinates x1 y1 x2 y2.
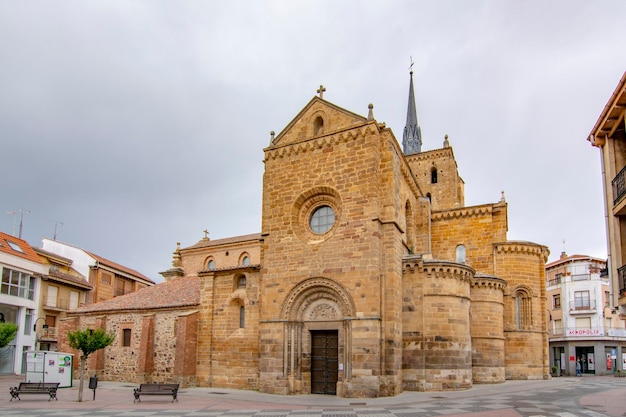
239 306 245 328
207 259 215 270
455 245 466 263
313 116 324 136
431 167 438 184
242 256 250 266
237 275 247 289
405 200 414 253
515 289 532 329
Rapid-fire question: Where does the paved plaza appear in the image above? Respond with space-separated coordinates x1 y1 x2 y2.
1 375 626 417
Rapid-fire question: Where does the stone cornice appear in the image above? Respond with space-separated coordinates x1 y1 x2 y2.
432 204 501 221
264 122 380 161
472 274 507 290
403 257 475 284
405 146 454 162
495 241 550 262
198 264 261 276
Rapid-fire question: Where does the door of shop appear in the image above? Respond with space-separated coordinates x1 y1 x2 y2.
311 330 338 395
576 346 596 374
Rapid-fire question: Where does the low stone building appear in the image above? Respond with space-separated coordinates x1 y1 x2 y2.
60 74 549 397
59 275 198 386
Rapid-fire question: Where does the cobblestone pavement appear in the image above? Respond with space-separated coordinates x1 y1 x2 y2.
1 375 626 417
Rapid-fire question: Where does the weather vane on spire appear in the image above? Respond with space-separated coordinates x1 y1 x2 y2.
409 56 414 74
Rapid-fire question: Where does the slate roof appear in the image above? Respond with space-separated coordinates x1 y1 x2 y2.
0 231 43 265
74 275 199 314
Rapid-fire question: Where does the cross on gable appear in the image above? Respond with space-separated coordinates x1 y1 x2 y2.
317 85 326 98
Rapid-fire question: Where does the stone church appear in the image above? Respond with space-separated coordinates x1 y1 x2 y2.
61 73 550 397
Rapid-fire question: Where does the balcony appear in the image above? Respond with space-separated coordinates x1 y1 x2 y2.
547 277 562 286
612 165 626 206
38 327 58 341
42 298 71 312
619 264 626 295
569 300 597 314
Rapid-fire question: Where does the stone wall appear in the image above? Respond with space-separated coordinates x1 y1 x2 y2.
470 275 506 383
59 308 198 387
259 100 407 397
430 202 508 274
196 268 260 389
495 242 550 380
406 146 465 211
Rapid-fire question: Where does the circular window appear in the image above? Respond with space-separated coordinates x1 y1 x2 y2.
292 187 341 243
310 205 335 234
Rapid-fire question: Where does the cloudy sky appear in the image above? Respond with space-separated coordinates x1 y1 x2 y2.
1 1 625 282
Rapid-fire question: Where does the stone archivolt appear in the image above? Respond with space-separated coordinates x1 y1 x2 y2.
281 277 355 322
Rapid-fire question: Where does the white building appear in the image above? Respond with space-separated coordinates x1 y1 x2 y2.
0 232 47 374
547 252 626 376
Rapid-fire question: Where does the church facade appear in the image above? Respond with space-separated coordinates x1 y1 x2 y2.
61 75 549 397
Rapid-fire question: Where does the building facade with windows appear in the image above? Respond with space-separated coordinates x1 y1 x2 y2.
32 248 92 351
589 71 626 322
41 238 154 304
60 75 549 397
547 253 626 376
0 232 47 374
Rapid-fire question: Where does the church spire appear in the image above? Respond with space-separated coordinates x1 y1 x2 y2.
402 69 422 155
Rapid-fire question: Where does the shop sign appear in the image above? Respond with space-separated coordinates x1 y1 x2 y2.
567 328 603 336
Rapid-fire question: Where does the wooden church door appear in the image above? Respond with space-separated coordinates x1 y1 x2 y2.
311 330 338 394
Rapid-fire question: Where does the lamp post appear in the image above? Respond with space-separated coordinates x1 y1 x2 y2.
33 317 48 332
34 318 48 350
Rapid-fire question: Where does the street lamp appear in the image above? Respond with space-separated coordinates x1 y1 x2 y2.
34 317 48 332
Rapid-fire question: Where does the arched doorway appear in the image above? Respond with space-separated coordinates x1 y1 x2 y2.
281 277 355 395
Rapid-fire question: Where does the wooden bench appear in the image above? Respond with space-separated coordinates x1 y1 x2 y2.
133 383 179 403
9 382 60 401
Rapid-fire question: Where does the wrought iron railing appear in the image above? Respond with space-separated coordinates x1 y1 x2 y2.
619 264 626 295
547 277 562 286
569 300 597 312
612 165 626 205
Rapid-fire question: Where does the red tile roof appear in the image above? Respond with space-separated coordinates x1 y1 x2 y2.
184 233 261 250
546 254 606 268
85 251 154 284
0 231 43 265
74 275 199 313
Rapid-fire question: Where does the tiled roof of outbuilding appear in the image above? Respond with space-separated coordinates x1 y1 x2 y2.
184 233 261 250
74 275 198 314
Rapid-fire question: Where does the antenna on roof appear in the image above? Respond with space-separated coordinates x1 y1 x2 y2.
53 220 64 240
7 209 30 239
